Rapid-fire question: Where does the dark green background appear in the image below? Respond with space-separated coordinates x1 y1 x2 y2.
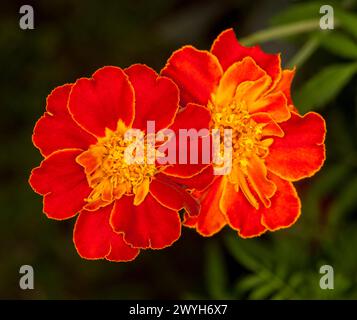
1 0 357 299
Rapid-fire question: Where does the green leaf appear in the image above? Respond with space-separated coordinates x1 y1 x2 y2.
336 10 357 39
205 241 229 299
224 234 271 272
270 2 326 25
234 274 267 297
329 175 357 225
294 63 357 112
320 31 357 59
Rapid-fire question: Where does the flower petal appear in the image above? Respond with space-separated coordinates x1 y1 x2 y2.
273 68 295 105
219 181 267 238
246 154 277 208
214 57 267 108
73 205 139 261
33 84 96 156
261 173 301 230
161 46 223 106
184 177 227 236
125 64 179 132
150 174 200 216
265 112 326 181
211 28 281 83
249 91 290 122
161 103 211 178
163 165 215 191
110 194 181 249
69 66 135 137
29 149 91 220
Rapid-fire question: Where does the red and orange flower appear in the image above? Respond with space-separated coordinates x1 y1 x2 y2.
29 64 211 261
30 28 327 262
162 28 326 238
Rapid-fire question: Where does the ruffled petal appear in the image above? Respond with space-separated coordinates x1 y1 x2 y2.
163 165 215 192
33 84 96 156
69 66 135 137
161 103 211 178
161 46 223 106
273 69 295 105
214 57 266 108
184 177 227 236
220 181 267 238
265 112 326 181
211 28 281 83
261 173 301 230
29 149 91 220
150 174 200 216
125 64 179 132
249 91 290 123
110 194 181 249
73 205 139 261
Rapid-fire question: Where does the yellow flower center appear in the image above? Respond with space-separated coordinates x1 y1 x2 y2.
77 121 157 211
209 99 274 208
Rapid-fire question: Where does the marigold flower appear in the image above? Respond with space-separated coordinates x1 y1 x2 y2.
29 64 211 261
162 28 326 238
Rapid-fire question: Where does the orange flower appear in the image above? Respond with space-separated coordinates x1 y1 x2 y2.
162 28 326 238
29 64 211 261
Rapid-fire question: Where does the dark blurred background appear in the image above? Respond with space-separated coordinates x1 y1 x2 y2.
1 0 357 299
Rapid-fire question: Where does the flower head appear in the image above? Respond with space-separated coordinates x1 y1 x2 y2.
29 64 211 261
162 28 326 237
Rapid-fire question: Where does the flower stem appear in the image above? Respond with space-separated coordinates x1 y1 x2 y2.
240 19 320 46
287 36 320 68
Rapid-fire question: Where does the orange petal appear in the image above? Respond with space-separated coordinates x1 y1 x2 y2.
273 68 295 105
161 45 223 106
265 112 326 181
73 205 139 262
246 154 277 208
249 91 290 122
214 57 266 109
110 194 181 249
29 149 91 220
250 113 284 137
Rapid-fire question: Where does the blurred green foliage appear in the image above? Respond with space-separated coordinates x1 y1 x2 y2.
1 0 357 299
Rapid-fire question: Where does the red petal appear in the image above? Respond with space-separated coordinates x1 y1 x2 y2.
266 112 326 181
110 194 181 249
33 84 96 156
161 46 223 106
185 177 227 236
73 205 139 261
162 165 215 191
261 173 301 230
150 174 200 216
161 103 211 178
211 28 281 83
69 66 135 137
220 181 267 238
29 149 91 220
125 64 179 132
